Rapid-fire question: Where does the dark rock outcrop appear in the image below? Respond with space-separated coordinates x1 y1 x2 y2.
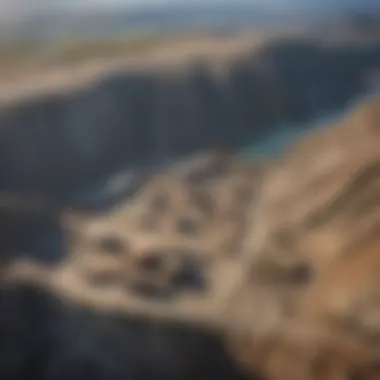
0 195 251 380
0 283 252 380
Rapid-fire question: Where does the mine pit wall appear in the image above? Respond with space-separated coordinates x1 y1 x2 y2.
0 38 380 200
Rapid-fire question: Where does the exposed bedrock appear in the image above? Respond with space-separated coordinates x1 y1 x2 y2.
0 37 380 200
0 284 253 380
0 195 252 380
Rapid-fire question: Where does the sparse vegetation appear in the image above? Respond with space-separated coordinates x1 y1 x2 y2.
42 34 176 64
0 32 187 81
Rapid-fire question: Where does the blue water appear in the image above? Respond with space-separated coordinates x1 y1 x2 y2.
239 125 306 158
239 114 336 158
239 90 380 158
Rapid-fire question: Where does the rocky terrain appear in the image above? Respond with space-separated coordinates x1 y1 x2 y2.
0 156 261 380
0 33 380 202
2 96 380 380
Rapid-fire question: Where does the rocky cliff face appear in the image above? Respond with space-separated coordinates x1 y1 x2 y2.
0 37 380 200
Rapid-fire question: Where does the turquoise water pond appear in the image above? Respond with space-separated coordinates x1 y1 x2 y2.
239 91 380 158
